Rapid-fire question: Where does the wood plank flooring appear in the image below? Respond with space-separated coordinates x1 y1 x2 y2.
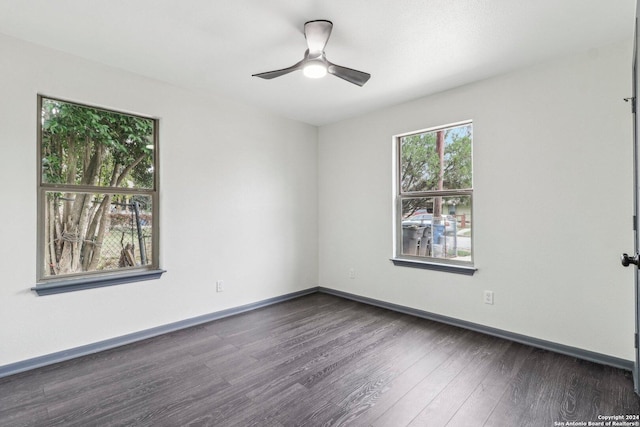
1 293 639 426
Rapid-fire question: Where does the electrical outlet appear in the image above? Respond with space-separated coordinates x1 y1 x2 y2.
216 280 224 292
483 290 494 305
349 268 356 279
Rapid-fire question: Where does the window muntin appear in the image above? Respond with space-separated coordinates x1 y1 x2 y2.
37 96 159 285
396 122 473 266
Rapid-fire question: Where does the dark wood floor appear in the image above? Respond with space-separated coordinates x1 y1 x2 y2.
1 293 639 426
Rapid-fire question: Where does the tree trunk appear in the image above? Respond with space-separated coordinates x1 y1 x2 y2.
45 196 58 275
55 140 109 275
86 195 112 271
433 130 445 218
54 200 63 258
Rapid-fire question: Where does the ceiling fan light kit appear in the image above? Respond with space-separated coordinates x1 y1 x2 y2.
303 61 327 78
252 19 370 86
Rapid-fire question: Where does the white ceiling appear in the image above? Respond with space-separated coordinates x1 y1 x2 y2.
0 0 635 126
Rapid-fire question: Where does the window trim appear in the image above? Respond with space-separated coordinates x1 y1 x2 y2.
392 120 475 272
31 269 166 296
35 95 163 294
389 258 476 275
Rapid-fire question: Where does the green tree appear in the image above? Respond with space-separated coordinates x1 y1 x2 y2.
400 125 472 216
41 99 154 276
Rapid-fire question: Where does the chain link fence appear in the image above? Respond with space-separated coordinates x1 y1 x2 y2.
98 201 153 270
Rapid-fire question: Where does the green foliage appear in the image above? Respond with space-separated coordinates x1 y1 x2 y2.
401 132 438 192
41 98 154 188
400 125 472 192
400 124 472 215
443 127 472 190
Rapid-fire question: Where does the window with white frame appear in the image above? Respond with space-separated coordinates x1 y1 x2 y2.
36 96 163 295
394 121 473 272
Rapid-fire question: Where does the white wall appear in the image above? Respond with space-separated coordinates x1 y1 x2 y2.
0 33 318 366
318 41 635 361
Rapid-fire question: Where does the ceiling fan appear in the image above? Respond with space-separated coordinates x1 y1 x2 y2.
252 20 371 87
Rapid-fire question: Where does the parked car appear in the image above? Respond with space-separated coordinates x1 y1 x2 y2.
402 213 457 234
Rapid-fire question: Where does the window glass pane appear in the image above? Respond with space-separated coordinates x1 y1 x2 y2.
41 98 155 189
400 123 472 193
43 191 153 277
401 196 472 261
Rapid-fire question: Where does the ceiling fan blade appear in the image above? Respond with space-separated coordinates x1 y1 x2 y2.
327 63 371 87
252 61 303 80
304 20 332 53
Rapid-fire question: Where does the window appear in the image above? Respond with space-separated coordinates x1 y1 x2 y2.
393 121 474 274
35 96 163 295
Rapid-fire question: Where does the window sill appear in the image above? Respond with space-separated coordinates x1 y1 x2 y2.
390 258 476 275
32 269 166 296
